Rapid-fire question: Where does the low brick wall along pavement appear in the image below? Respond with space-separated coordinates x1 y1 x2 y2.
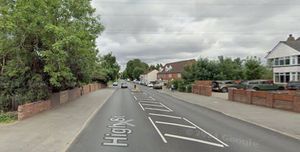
17 83 107 120
18 100 51 120
228 89 300 113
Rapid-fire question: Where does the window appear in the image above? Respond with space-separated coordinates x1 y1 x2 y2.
285 57 290 65
249 81 259 85
279 58 284 65
298 72 300 81
274 58 279 66
280 73 285 83
292 72 296 81
298 56 300 65
275 73 279 83
292 56 296 65
285 72 290 83
177 73 181 78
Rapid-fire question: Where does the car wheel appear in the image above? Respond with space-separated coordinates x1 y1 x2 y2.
221 87 228 93
253 87 259 91
278 87 285 90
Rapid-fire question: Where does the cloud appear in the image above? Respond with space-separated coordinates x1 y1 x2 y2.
92 0 300 69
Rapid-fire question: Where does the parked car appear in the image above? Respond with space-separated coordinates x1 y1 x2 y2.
286 81 300 90
147 83 154 87
153 82 163 89
233 80 285 91
212 80 236 93
112 82 118 87
121 83 128 88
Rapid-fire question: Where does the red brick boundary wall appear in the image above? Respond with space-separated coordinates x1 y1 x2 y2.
18 100 51 120
228 89 300 113
192 81 212 96
18 83 107 120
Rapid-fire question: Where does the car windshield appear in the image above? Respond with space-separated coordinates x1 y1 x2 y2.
2 1 300 152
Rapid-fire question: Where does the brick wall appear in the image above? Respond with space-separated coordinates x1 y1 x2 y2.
18 100 51 120
18 83 106 120
228 89 300 113
192 81 212 96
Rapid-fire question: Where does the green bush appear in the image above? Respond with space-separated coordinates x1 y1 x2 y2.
178 81 186 92
186 84 192 93
0 112 17 123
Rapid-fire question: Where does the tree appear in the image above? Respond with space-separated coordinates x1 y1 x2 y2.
124 59 148 80
244 57 266 80
95 52 120 82
0 0 105 111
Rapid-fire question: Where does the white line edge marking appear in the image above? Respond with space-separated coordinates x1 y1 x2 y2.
133 96 137 100
160 103 173 112
141 103 164 107
148 117 167 143
155 121 196 129
138 102 145 111
149 113 182 119
164 134 224 148
183 118 229 147
145 108 171 112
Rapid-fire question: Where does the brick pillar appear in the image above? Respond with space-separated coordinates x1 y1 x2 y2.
293 95 300 112
228 88 235 101
246 90 252 104
207 86 212 96
266 93 274 108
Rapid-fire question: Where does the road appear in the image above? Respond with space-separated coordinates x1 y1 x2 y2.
67 84 300 152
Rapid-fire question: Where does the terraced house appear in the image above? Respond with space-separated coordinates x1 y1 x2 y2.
266 34 300 83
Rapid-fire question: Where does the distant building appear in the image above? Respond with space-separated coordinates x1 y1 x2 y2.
140 70 159 85
266 34 300 83
157 59 196 81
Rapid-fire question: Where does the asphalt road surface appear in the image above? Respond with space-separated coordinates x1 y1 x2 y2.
67 84 300 152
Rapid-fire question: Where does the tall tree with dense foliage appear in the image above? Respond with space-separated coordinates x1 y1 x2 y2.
244 57 266 80
124 59 149 80
0 0 105 111
97 53 120 82
182 56 270 84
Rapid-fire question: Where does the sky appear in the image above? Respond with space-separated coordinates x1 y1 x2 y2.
91 0 300 70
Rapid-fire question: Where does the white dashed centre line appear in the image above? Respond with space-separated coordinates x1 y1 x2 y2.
149 96 156 101
155 121 196 129
183 118 229 147
164 134 225 148
148 117 167 143
133 96 137 101
149 113 182 119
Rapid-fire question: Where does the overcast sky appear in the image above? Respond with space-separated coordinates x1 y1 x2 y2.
91 0 300 70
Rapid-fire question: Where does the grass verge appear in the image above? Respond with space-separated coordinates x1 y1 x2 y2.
0 112 17 124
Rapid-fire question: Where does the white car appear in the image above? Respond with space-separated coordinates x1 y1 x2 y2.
147 83 154 87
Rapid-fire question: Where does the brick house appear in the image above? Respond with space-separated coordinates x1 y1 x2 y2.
266 34 300 84
157 59 196 81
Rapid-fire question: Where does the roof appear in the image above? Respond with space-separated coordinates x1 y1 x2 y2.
158 59 196 74
265 34 300 58
282 40 300 52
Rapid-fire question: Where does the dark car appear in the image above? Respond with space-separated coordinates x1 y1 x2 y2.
233 80 285 91
286 81 300 90
212 80 236 93
121 83 128 88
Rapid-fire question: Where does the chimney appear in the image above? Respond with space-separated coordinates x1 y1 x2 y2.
287 34 295 41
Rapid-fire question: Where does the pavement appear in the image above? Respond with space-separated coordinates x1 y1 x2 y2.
0 88 115 152
160 88 300 140
67 84 300 152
